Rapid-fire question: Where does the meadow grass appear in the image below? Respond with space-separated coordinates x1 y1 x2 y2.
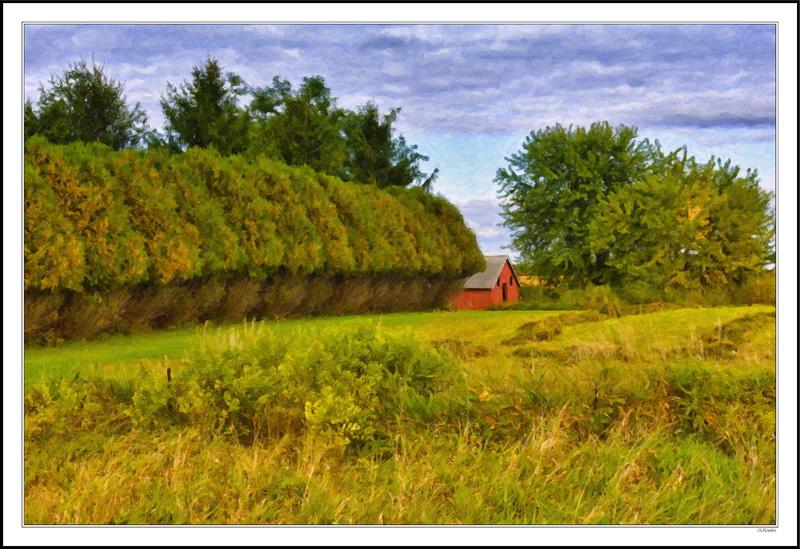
24 309 560 387
23 305 775 525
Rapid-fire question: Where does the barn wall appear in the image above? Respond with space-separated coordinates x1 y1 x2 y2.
451 289 494 310
497 261 520 303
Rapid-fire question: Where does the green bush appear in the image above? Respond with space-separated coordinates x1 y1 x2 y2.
494 273 775 313
24 137 483 340
125 323 467 448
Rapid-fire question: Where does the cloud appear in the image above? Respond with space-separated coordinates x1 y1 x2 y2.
448 197 516 256
24 24 775 137
358 36 414 51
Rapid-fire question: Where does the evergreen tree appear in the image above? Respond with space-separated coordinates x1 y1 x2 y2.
25 58 150 150
341 102 438 190
249 76 346 175
160 56 251 155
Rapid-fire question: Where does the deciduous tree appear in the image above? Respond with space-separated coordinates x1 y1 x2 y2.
498 122 774 293
496 122 652 286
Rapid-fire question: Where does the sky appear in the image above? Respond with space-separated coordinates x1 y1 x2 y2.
23 23 777 257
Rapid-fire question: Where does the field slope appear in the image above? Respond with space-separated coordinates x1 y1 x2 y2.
24 306 775 524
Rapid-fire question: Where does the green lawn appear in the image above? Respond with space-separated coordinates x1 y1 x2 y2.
24 309 562 386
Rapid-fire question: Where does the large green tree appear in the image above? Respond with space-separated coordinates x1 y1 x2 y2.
249 76 346 175
25 58 150 150
341 102 438 190
588 152 774 295
160 56 251 155
498 122 774 292
496 122 653 286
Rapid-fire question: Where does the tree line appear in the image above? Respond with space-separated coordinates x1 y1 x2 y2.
24 57 775 300
496 122 775 299
24 56 437 190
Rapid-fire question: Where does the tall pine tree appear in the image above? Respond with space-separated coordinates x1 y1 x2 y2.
160 56 251 155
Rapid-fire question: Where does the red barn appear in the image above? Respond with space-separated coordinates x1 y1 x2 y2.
451 255 521 310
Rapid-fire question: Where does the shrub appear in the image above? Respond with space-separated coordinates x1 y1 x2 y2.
493 272 776 313
25 138 484 340
125 323 467 448
735 271 776 305
25 138 482 292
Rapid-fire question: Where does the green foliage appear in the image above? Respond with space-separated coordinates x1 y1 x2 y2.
498 123 774 294
25 58 151 150
497 122 652 286
125 323 466 447
28 56 440 193
250 80 437 190
341 102 438 189
491 282 626 314
494 271 775 314
24 137 482 296
25 138 150 290
589 149 774 293
160 56 252 155
249 76 347 175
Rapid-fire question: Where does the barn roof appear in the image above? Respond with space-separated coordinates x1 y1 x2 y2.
463 255 521 290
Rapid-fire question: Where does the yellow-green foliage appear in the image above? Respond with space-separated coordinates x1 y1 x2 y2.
24 137 484 292
24 306 775 524
123 323 466 447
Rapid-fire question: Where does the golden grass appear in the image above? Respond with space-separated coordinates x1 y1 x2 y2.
24 305 776 525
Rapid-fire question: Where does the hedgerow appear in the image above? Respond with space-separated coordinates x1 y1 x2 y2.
24 137 484 340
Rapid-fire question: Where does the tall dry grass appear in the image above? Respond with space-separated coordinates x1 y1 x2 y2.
24 306 776 524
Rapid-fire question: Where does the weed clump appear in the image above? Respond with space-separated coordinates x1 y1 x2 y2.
124 322 467 450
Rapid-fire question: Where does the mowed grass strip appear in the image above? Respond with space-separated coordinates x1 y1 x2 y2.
24 309 563 386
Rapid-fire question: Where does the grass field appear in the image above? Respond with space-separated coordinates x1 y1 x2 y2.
23 310 561 387
23 305 776 524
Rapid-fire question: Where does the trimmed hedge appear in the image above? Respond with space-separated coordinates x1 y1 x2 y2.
24 137 484 340
25 137 484 291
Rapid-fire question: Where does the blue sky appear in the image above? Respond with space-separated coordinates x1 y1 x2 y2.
23 24 776 257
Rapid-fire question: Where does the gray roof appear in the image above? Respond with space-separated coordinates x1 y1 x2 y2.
463 255 521 290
